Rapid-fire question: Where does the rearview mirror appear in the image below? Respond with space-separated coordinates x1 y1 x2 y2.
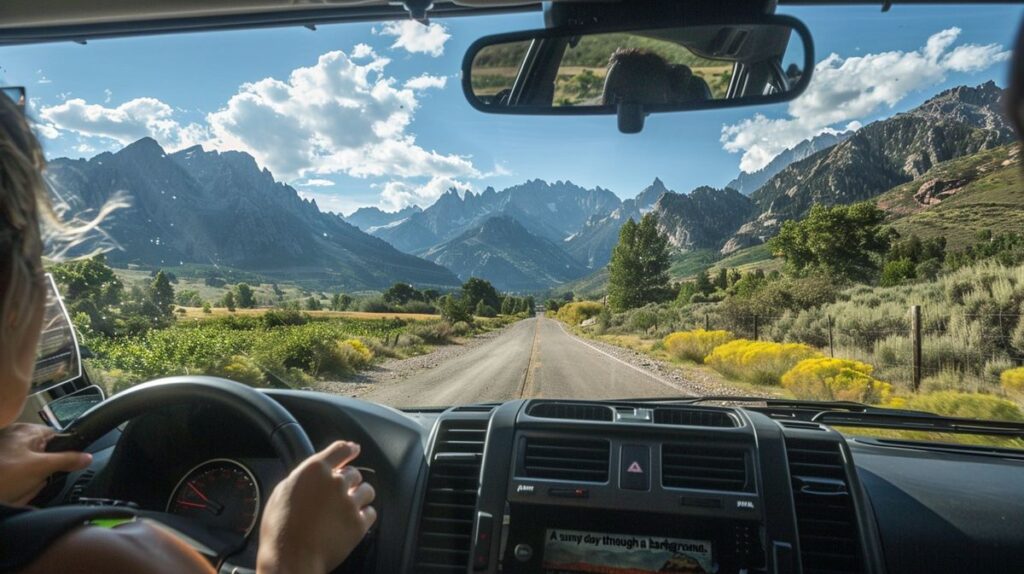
463 15 813 133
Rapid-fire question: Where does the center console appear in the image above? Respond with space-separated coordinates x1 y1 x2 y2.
417 400 876 574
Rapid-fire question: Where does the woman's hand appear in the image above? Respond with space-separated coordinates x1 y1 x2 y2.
0 423 92 505
256 441 376 574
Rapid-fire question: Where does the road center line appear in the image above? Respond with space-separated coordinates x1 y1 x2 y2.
552 320 697 397
518 317 542 398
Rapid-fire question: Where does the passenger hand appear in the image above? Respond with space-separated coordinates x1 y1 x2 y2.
256 441 376 574
0 423 92 505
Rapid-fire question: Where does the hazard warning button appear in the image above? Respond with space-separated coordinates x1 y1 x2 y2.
619 445 650 491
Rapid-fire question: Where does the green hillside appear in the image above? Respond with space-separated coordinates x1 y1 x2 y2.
880 144 1023 248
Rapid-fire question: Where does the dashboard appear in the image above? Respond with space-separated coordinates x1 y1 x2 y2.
55 391 1024 573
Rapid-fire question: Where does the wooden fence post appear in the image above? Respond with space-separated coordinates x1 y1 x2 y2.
911 305 922 392
704 313 710 331
827 315 834 358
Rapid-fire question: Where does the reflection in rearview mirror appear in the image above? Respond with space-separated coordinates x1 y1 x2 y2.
464 18 812 133
41 386 104 430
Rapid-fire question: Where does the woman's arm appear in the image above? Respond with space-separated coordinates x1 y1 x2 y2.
0 423 92 505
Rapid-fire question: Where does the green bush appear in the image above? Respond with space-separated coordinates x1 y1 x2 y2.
407 321 455 344
902 391 1024 422
781 358 892 404
209 355 266 387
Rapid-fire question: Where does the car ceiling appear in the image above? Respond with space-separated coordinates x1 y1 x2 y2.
0 0 1014 43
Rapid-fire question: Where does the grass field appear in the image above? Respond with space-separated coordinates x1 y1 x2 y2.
176 307 437 321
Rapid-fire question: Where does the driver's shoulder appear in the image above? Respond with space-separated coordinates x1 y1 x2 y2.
18 521 214 574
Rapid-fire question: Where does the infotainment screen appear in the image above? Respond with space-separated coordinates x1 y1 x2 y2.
542 528 713 574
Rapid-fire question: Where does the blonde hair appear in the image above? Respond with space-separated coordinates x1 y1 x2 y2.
0 94 125 380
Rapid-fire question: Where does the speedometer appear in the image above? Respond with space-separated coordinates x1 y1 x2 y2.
167 459 261 537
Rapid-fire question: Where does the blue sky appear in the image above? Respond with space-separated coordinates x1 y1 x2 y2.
2 4 1021 214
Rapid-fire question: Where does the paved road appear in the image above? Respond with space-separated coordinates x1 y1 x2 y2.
359 314 693 407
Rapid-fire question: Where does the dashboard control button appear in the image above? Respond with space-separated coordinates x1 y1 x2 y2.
620 444 650 491
548 487 589 498
514 543 534 562
473 511 493 571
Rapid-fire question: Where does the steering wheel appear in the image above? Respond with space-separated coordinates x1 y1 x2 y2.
44 376 316 570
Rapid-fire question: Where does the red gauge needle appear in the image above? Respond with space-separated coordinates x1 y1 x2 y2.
187 482 211 503
177 501 207 509
186 481 224 515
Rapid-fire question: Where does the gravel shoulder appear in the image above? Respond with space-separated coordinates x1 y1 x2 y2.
575 330 786 399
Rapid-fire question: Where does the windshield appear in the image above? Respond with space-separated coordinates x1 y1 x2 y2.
13 5 1024 428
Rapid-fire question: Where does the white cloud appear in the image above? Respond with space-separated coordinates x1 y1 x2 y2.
404 74 448 90
298 178 335 187
721 27 1011 173
103 89 112 103
378 21 450 57
39 96 207 150
379 175 472 210
206 47 478 181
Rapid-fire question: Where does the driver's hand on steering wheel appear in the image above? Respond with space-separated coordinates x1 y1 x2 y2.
0 423 92 505
257 440 377 574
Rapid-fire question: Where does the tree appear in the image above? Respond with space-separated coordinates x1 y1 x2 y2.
676 282 697 306
769 202 892 280
383 283 422 306
544 299 562 312
235 283 256 309
330 293 353 311
175 289 203 307
607 214 672 311
694 269 714 295
223 290 236 312
475 299 497 318
714 268 729 291
439 295 473 324
306 296 322 311
461 277 501 310
500 297 515 315
49 254 125 336
201 301 212 314
149 271 176 321
271 283 285 301
422 289 441 303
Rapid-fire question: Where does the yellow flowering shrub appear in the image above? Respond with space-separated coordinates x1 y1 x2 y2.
555 301 604 326
705 339 821 386
781 358 892 404
663 330 734 363
902 391 1024 422
1000 367 1024 396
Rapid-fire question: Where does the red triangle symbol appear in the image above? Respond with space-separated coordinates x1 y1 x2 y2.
626 461 644 474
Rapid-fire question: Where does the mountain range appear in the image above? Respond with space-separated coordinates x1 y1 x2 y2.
48 82 1012 294
48 139 460 290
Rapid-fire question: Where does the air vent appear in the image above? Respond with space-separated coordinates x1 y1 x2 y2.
662 443 749 491
521 437 610 482
785 438 862 574
778 420 827 431
413 419 488 573
67 470 96 503
452 404 496 413
528 402 614 421
654 407 737 427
